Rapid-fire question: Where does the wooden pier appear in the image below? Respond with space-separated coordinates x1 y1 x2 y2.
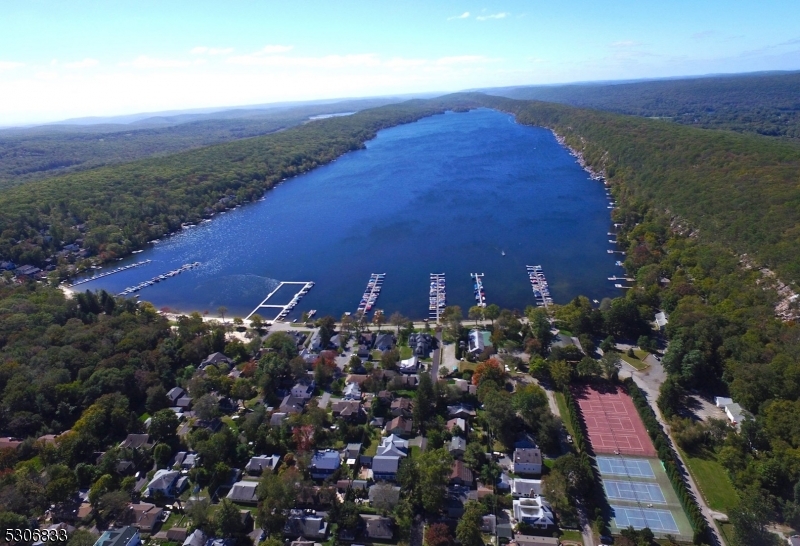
357 273 385 314
429 273 446 322
68 260 151 287
117 262 199 296
471 273 486 308
246 281 314 322
526 265 554 308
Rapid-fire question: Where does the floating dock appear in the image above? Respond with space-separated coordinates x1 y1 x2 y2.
471 273 486 308
68 260 151 287
246 281 314 322
526 265 554 308
357 273 385 314
429 273 446 322
118 262 200 296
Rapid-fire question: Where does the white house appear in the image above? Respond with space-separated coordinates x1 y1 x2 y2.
513 497 555 528
714 397 733 408
511 478 543 498
291 380 315 400
398 356 419 374
512 448 542 475
144 470 187 498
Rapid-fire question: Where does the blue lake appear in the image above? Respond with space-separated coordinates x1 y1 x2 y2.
75 108 621 319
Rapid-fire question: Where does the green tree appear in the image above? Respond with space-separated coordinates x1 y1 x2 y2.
215 498 244 537
600 351 621 381
418 448 454 513
257 468 299 533
413 372 436 431
154 443 173 468
550 359 573 391
456 501 484 546
468 305 484 326
657 377 685 419
146 384 171 413
577 356 602 378
149 408 180 443
484 304 500 326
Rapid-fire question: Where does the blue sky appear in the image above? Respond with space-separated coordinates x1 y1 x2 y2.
1 0 799 125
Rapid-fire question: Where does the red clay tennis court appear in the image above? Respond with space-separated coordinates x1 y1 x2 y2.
572 384 657 457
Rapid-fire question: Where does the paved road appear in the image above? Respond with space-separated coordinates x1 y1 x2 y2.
625 365 725 546
431 331 443 380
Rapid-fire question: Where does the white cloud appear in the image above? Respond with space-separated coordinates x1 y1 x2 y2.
120 56 203 69
227 52 380 69
0 61 24 70
65 58 99 69
476 12 508 21
447 12 470 20
260 45 293 54
191 46 235 55
436 55 491 65
610 40 642 48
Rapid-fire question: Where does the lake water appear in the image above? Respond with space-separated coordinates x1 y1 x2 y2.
75 108 621 320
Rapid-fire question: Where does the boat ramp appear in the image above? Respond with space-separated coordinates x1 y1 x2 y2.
526 265 553 308
246 281 314 322
429 273 446 322
68 260 151 287
357 273 385 314
471 273 486 307
117 262 200 296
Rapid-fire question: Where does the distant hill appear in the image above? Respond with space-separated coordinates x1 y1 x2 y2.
0 97 403 188
487 71 800 140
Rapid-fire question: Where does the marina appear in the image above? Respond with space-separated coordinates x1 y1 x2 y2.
429 273 446 322
527 265 554 308
471 273 486 307
357 273 385 314
117 262 199 296
67 260 151 287
246 281 315 322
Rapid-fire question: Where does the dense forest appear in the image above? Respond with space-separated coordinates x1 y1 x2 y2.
493 71 800 140
0 98 399 188
0 100 454 271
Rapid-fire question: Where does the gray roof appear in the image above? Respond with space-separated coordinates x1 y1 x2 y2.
246 454 280 474
226 480 259 503
311 450 341 471
361 514 393 540
449 436 467 452
95 527 139 546
183 529 207 546
372 455 400 474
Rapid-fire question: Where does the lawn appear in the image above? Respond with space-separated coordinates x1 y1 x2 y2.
718 521 735 546
399 346 412 359
679 447 739 513
559 529 583 544
620 352 649 371
555 392 576 437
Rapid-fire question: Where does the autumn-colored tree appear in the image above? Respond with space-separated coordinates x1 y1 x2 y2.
424 522 454 546
472 357 506 387
292 424 315 452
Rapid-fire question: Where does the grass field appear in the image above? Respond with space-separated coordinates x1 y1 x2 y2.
559 529 583 544
679 447 739 514
399 346 412 359
555 392 577 437
718 521 735 546
620 351 650 371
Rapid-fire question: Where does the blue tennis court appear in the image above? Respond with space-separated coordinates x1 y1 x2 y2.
597 456 655 478
611 505 679 532
605 480 666 503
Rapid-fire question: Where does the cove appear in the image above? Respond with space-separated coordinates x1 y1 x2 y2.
75 108 621 319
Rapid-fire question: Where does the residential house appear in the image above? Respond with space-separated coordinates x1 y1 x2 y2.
309 330 324 352
291 379 316 400
512 497 555 528
33 524 74 546
444 485 479 518
343 443 362 464
167 387 186 406
165 529 187 543
129 502 164 534
446 418 468 435
453 378 478 395
511 535 560 546
144 469 187 499
654 311 668 330
385 416 412 437
450 460 474 487
280 395 306 414
270 412 288 427
449 436 467 458
468 329 485 355
511 478 543 498
169 451 199 471
408 332 434 357
342 382 362 400
374 333 395 353
368 484 401 507
725 403 746 428
714 397 733 408
119 434 152 450
283 511 328 540
360 515 394 541
183 530 207 546
481 515 496 535
226 480 259 504
309 450 341 479
93 527 140 546
331 400 365 423
245 455 281 476
199 352 233 370
398 356 419 374
390 397 412 417
372 456 401 482
356 344 371 360
513 448 542 475
377 435 408 457
447 404 476 419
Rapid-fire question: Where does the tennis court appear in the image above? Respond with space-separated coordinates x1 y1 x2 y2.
604 480 666 503
572 384 657 457
597 456 655 478
611 505 680 533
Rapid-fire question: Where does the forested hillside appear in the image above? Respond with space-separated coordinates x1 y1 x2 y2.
474 93 800 286
492 71 800 140
0 100 451 270
0 98 399 188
